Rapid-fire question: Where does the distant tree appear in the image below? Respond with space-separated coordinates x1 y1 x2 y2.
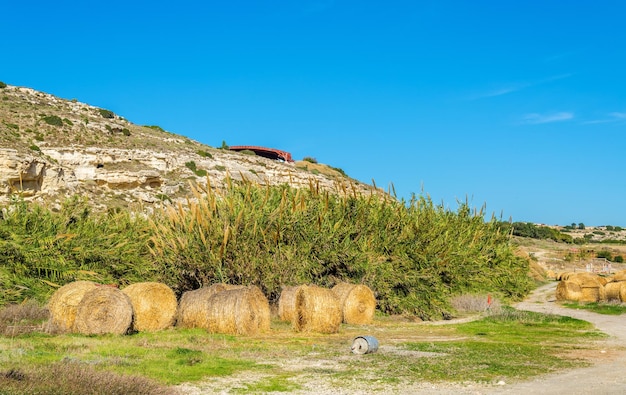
578 223 586 230
571 222 577 229
220 140 229 150
0 81 7 89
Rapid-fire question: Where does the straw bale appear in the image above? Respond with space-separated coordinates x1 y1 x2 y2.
121 282 177 331
604 282 624 302
73 286 134 335
567 272 604 287
176 283 241 328
580 285 605 303
332 282 376 325
555 281 583 302
612 270 626 282
278 285 300 322
294 285 342 334
47 281 99 333
204 286 270 335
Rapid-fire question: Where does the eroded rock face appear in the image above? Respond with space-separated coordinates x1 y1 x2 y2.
0 146 373 209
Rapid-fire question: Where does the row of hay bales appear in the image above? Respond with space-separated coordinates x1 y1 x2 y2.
555 270 626 303
47 281 376 336
277 283 376 334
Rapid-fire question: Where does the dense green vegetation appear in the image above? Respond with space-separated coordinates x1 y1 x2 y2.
499 221 574 243
0 180 533 319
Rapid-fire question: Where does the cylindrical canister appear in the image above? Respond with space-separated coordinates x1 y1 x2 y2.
351 336 379 354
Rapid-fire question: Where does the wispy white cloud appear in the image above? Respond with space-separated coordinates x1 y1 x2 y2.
471 73 574 100
522 112 574 124
609 112 626 119
583 112 626 124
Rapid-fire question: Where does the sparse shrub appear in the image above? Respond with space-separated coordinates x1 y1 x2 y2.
35 133 44 141
4 122 19 130
98 108 115 119
0 81 7 88
122 128 131 136
330 166 346 176
42 115 63 126
214 165 226 172
240 149 256 156
220 140 229 150
144 125 165 132
450 294 502 315
29 145 41 152
185 161 207 177
196 150 213 159
303 156 317 163
615 255 624 263
0 301 48 336
63 118 73 126
596 250 612 260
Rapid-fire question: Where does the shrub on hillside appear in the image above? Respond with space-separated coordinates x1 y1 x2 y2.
42 115 63 126
98 108 115 119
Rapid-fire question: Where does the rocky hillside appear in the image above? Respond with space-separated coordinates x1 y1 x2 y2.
0 83 378 211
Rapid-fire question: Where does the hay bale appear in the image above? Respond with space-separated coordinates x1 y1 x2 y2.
612 270 626 282
556 281 583 302
121 282 177 331
567 272 604 287
604 282 624 302
47 281 99 333
293 285 342 333
176 283 241 328
278 285 300 322
204 286 271 335
73 286 133 335
332 282 376 325
580 286 605 302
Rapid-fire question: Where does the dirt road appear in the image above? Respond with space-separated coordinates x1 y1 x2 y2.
402 282 626 395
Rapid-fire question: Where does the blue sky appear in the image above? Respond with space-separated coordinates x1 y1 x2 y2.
2 1 625 226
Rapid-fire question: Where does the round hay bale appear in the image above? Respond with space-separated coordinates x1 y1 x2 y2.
278 285 300 322
176 283 241 329
293 285 342 334
205 286 270 335
47 281 99 333
556 281 583 302
122 282 177 331
580 285 605 303
73 286 133 335
604 282 623 302
612 270 626 282
331 282 376 325
567 272 604 287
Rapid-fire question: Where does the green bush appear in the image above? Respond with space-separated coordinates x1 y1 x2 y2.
197 150 213 158
42 115 63 126
29 145 41 152
615 255 624 263
150 180 533 320
122 128 131 136
0 81 7 88
303 156 317 163
98 108 115 119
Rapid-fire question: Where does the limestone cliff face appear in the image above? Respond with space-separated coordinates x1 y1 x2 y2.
0 84 376 210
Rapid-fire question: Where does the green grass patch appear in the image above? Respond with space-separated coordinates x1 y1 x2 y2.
562 301 626 315
397 309 603 383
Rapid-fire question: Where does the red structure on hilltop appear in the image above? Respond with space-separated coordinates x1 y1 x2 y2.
229 146 294 163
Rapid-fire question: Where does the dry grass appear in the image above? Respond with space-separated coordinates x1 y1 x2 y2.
0 301 49 337
0 362 178 395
